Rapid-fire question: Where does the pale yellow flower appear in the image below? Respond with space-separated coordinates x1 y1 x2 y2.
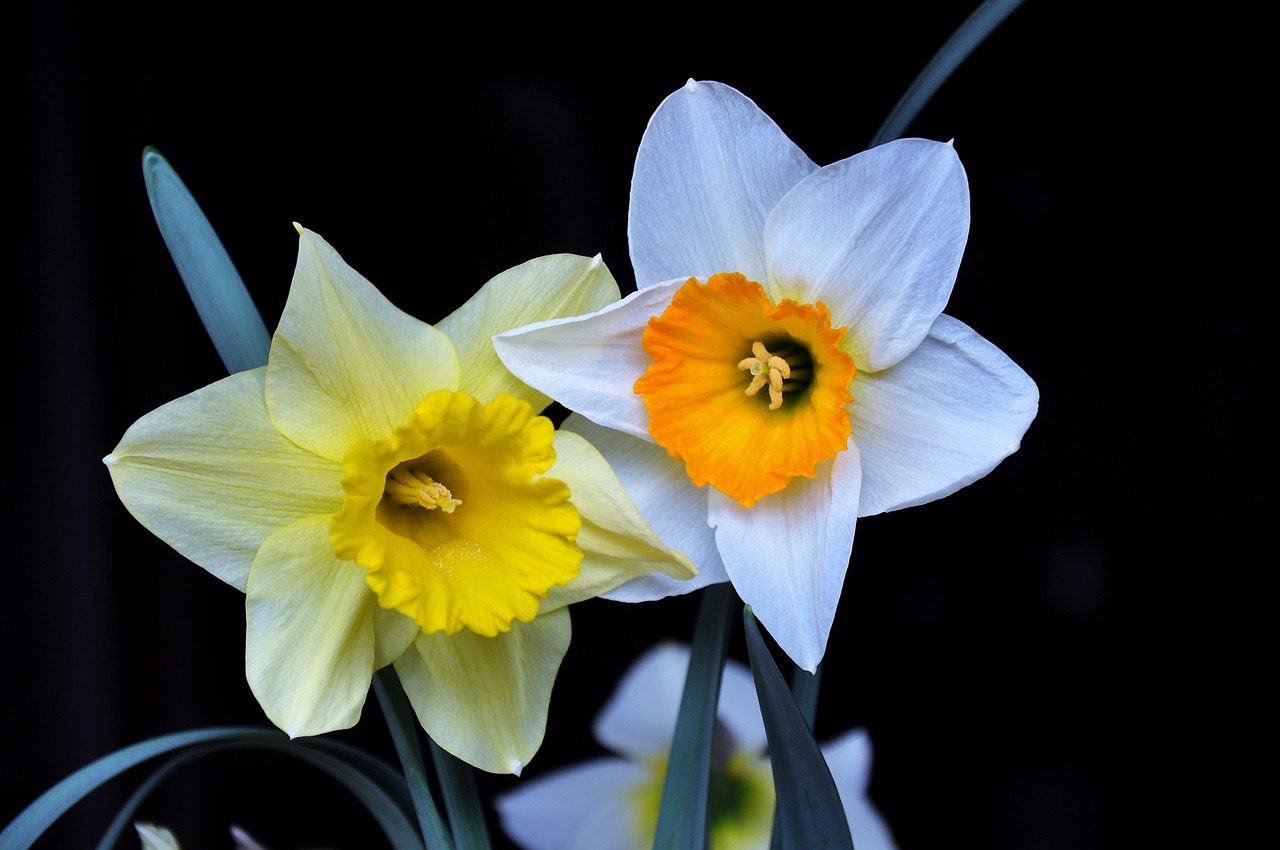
106 228 695 773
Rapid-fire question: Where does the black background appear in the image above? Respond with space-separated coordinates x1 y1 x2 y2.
7 3 1266 849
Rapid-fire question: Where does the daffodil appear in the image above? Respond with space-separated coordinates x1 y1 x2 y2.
105 227 696 773
494 641 898 850
495 79 1039 671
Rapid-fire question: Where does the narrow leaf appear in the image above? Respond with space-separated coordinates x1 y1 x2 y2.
871 0 1026 146
653 583 736 849
141 146 272 373
1 727 260 847
744 608 853 850
1 727 425 850
93 739 423 850
791 662 822 730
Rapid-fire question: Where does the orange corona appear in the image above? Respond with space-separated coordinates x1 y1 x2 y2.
635 273 857 508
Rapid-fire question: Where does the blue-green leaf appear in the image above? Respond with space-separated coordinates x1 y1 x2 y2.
92 738 424 850
141 146 272 373
653 583 736 850
871 0 1026 146
2 727 254 846
791 663 822 730
1 727 425 850
744 608 853 850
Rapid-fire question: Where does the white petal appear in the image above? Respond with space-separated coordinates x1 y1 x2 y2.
853 313 1039 517
105 368 341 592
439 253 621 410
495 758 650 850
820 727 874 795
593 641 690 758
594 641 768 759
494 280 683 441
245 515 378 737
135 823 181 850
629 79 817 288
707 440 863 672
715 652 768 755
562 414 729 602
822 729 899 849
266 228 460 461
840 796 899 850
765 139 969 372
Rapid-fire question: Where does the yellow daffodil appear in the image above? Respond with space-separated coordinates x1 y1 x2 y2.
495 80 1039 671
495 642 898 850
105 227 696 773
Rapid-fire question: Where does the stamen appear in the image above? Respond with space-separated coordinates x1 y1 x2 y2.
385 466 461 513
737 341 792 410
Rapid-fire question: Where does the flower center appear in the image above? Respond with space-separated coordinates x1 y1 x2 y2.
385 465 462 512
628 722 776 849
634 273 857 508
738 338 815 410
331 390 582 637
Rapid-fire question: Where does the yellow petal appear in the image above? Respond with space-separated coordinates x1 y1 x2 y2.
394 606 571 775
438 254 622 411
104 368 341 592
635 273 856 507
541 430 698 613
266 228 461 462
246 515 380 737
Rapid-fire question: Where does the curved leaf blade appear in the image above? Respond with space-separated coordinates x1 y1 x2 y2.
1 727 266 847
871 0 1026 145
141 146 271 373
3 727 426 850
744 608 852 849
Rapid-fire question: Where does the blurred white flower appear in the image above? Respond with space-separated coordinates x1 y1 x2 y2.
494 642 897 850
133 822 333 850
135 822 180 850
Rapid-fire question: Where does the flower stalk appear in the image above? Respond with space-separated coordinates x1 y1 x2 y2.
653 582 736 849
373 669 454 850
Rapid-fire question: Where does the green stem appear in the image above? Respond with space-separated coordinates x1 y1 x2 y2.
653 583 737 850
428 736 494 850
373 668 455 850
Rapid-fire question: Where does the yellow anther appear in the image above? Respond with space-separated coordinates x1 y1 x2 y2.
385 467 462 513
737 341 791 410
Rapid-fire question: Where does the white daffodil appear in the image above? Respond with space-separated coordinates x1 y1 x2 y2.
135 823 333 850
495 79 1039 671
135 823 181 850
106 228 696 773
494 642 898 850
